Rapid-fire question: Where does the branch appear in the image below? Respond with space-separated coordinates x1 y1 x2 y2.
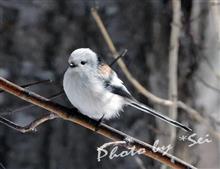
1 90 64 116
91 7 220 140
0 113 58 133
168 0 181 147
0 79 51 93
110 49 128 67
0 77 196 169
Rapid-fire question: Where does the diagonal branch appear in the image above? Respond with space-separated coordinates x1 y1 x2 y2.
0 113 58 133
91 7 220 140
0 90 64 116
110 49 128 67
0 79 51 93
0 77 196 169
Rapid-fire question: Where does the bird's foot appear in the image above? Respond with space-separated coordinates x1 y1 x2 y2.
94 115 105 132
124 137 134 147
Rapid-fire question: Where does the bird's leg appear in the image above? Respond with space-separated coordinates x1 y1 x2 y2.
123 137 134 147
94 114 105 132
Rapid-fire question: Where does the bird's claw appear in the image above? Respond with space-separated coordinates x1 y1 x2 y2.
124 137 134 147
94 115 105 132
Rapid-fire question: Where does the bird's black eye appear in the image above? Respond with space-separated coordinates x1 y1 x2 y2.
80 61 87 65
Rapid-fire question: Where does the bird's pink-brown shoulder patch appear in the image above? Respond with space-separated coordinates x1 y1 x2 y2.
98 63 113 77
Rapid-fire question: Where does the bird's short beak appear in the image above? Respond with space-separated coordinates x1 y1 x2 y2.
69 63 78 68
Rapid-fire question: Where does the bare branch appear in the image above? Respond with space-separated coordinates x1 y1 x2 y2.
0 77 196 169
0 90 64 116
110 49 128 67
0 113 58 133
0 79 52 93
168 0 181 147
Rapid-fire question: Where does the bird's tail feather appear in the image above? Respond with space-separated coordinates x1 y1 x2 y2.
128 100 192 132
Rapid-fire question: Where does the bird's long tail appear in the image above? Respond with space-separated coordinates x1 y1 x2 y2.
128 100 192 132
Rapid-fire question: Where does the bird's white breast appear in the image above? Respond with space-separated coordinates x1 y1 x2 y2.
63 68 125 120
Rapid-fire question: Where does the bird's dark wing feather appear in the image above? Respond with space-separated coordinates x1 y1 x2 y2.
104 81 132 99
98 63 133 99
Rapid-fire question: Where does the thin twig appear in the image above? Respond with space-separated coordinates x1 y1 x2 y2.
0 79 52 93
0 77 196 169
110 49 128 67
0 113 58 133
0 90 64 116
91 7 220 140
168 0 181 148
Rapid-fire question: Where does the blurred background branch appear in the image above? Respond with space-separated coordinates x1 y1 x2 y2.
168 0 181 149
0 113 58 133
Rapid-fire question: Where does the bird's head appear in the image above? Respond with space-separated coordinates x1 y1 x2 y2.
68 48 100 72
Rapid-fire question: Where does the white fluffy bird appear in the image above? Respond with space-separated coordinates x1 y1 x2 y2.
63 48 191 132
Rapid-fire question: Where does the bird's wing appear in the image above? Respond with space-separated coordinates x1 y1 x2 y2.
98 64 192 132
98 63 133 99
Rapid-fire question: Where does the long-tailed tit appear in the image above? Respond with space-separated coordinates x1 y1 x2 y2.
63 48 191 132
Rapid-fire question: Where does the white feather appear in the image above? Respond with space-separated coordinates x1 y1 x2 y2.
63 48 125 119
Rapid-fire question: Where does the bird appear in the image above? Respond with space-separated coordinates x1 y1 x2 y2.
63 48 192 132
